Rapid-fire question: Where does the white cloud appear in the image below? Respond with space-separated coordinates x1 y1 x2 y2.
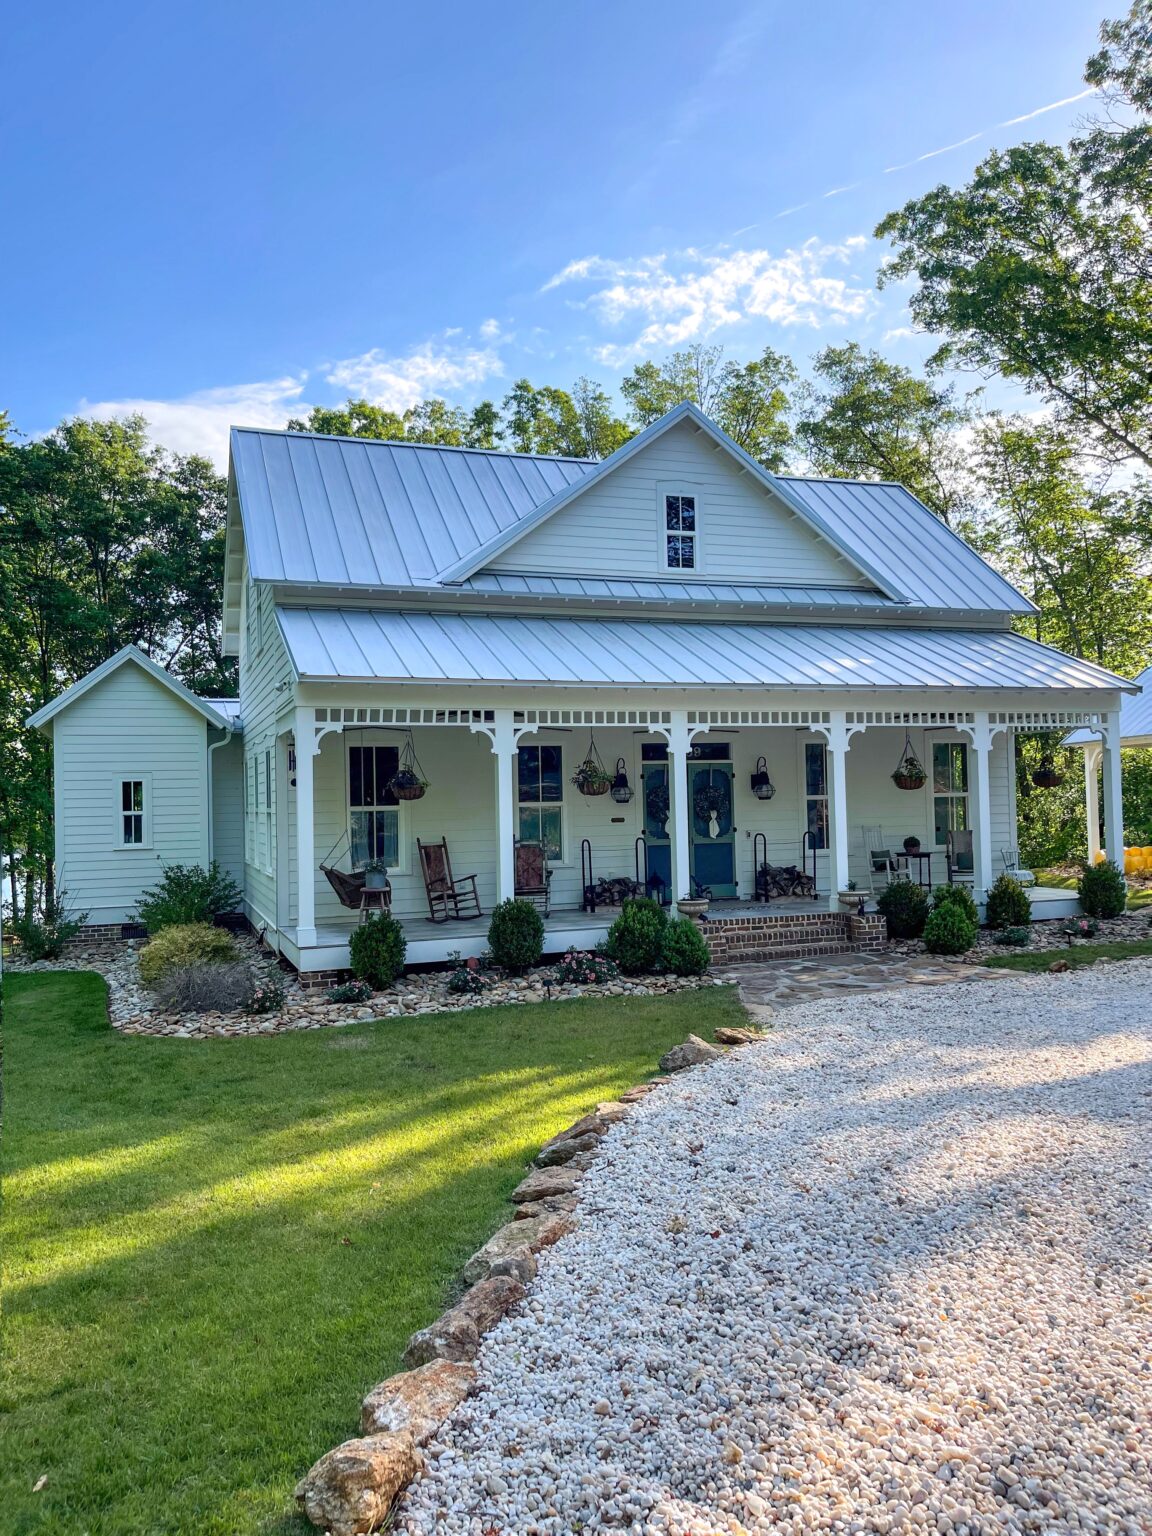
80 376 309 467
882 326 915 342
325 340 503 409
547 239 876 365
478 317 502 339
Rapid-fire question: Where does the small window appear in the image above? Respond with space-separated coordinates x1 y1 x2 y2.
262 747 274 874
664 493 697 570
121 779 145 845
517 744 563 860
932 742 969 846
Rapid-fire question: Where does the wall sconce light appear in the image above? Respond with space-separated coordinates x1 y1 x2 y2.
750 756 776 800
610 758 634 804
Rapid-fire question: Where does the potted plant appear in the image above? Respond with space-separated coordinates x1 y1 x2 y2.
838 880 867 912
892 735 928 792
388 730 430 800
572 758 611 796
1031 761 1066 789
676 894 710 919
363 859 389 891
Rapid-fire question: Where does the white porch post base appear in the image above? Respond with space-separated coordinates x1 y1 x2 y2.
1101 722 1124 868
471 710 524 905
964 712 995 905
294 706 317 949
1084 741 1103 865
819 711 859 912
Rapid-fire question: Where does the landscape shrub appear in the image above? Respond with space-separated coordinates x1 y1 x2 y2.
139 923 238 987
154 962 256 1013
1078 859 1127 919
605 896 669 974
135 861 243 932
875 880 929 939
1065 916 1100 940
487 899 545 974
932 883 980 928
660 919 710 976
553 949 618 986
326 980 373 1004
447 960 488 995
348 911 407 989
992 926 1031 947
10 891 88 960
922 903 977 956
984 874 1032 931
244 970 286 1015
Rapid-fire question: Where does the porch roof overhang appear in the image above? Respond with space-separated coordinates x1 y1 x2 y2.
276 607 1134 696
1064 662 1150 745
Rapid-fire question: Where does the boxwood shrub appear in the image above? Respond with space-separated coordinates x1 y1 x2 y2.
1078 859 1127 919
348 911 407 988
605 896 669 974
661 918 710 976
922 903 977 956
487 898 545 974
875 880 929 939
984 873 1031 931
932 883 979 929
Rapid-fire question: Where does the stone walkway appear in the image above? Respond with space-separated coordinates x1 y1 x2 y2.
714 951 1009 1012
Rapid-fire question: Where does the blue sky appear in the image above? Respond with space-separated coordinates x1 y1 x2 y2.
3 0 1111 465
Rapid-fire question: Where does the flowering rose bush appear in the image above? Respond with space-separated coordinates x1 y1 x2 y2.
245 971 286 1015
553 950 618 986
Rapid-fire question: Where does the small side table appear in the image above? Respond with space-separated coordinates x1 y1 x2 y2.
897 851 933 890
358 885 392 923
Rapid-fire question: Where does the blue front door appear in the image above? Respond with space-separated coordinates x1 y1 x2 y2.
690 762 737 897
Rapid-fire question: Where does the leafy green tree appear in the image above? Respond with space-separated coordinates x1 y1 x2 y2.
286 398 406 440
402 398 472 446
620 344 795 469
795 344 973 520
876 4 1152 473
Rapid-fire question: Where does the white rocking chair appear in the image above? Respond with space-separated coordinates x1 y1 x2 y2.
861 826 905 895
1001 848 1035 886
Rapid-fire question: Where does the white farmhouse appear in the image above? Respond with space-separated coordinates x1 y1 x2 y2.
30 402 1136 978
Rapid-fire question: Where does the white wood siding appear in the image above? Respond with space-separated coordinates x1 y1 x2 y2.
52 664 210 924
238 575 295 930
489 419 864 585
210 733 245 891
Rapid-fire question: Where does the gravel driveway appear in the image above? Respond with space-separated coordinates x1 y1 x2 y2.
400 963 1152 1536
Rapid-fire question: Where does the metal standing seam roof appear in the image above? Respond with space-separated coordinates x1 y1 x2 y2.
230 417 1034 617
1065 663 1152 743
458 572 897 608
276 608 1130 694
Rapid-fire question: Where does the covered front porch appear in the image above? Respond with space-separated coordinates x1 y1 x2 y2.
268 687 1122 974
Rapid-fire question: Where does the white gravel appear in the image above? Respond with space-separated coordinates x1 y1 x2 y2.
400 961 1152 1536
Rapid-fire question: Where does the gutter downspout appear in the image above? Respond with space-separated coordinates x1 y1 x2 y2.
207 726 234 864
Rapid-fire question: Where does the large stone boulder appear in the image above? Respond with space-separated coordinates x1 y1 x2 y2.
510 1165 583 1203
360 1359 475 1441
461 1210 571 1284
402 1275 525 1367
714 1025 762 1046
535 1131 602 1167
659 1034 724 1073
295 1431 422 1536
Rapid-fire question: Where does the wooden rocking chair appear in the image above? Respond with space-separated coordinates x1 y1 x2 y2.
514 840 551 917
417 837 482 922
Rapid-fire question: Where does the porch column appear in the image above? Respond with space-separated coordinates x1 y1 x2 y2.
1084 740 1103 864
665 711 693 904
1101 719 1124 868
294 706 316 949
821 711 856 910
965 712 995 905
472 710 520 904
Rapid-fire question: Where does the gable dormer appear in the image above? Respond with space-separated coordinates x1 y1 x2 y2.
481 415 864 587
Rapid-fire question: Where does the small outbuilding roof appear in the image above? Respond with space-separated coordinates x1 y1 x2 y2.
1065 663 1152 745
276 608 1130 694
27 645 239 733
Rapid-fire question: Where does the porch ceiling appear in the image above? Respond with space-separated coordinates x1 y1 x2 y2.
277 608 1133 695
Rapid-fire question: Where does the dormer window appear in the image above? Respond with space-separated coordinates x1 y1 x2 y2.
664 493 697 570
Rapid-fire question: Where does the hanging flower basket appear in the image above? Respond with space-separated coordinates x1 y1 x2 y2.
571 735 611 796
1031 765 1066 789
388 730 429 800
892 733 927 792
750 756 776 801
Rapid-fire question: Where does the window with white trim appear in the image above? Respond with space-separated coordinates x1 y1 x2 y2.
517 744 563 861
932 742 969 846
663 492 697 570
245 754 257 864
349 745 400 870
262 747 274 874
804 743 828 851
118 778 148 846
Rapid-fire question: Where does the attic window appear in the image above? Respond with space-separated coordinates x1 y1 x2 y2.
664 494 696 570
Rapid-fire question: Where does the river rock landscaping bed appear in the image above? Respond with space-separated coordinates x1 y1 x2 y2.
8 936 723 1038
887 909 1152 963
396 960 1152 1536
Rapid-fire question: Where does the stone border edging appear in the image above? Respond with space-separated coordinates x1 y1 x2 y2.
293 1022 765 1535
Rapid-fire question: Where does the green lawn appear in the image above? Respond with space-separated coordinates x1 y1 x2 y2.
983 937 1152 973
1 972 745 1536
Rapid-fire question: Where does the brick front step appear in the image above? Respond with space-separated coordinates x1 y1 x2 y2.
703 911 885 966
